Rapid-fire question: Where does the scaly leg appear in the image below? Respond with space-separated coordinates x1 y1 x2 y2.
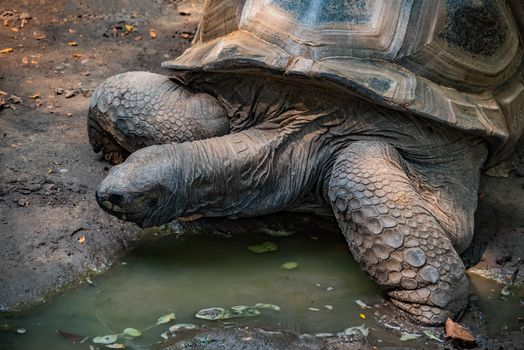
328 141 472 325
88 71 230 163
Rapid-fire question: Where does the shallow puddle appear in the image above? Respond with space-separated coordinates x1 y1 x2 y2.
1 221 522 349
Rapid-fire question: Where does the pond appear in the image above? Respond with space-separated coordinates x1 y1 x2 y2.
0 218 522 349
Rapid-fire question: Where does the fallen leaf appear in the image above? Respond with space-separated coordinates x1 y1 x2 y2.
22 57 29 65
0 48 14 54
169 324 197 333
281 261 298 270
122 328 141 337
78 236 86 243
149 30 157 39
10 27 18 32
400 333 421 341
68 28 76 33
343 324 369 337
445 318 475 343
30 93 40 99
105 343 125 349
157 312 176 325
72 53 84 59
423 330 443 342
68 41 78 46
355 299 371 309
124 24 134 32
93 334 118 344
359 313 366 319
253 303 280 311
248 241 278 253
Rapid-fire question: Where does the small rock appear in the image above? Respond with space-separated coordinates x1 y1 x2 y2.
64 90 76 98
54 88 64 95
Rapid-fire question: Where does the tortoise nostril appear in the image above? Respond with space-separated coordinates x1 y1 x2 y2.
108 192 124 205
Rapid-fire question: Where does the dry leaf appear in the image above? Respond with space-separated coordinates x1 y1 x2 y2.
78 235 86 243
30 93 40 99
68 28 76 33
149 29 157 39
124 24 134 32
22 57 29 65
359 313 366 319
0 48 14 54
68 41 77 46
445 318 475 343
72 53 84 59
10 27 18 32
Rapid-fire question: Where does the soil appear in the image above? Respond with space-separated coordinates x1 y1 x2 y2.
0 0 523 349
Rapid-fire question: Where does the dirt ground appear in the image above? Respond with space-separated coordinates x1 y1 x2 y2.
0 0 523 348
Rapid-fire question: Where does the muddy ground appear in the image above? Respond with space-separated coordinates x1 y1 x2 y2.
0 0 523 349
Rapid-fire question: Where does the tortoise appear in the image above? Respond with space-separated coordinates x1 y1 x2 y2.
88 0 524 325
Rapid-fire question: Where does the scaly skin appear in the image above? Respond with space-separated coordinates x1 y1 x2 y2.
328 141 470 324
88 72 229 163
90 71 488 325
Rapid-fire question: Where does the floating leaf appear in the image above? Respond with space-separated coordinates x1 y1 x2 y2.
281 262 298 270
247 241 278 253
254 303 280 311
122 328 141 337
93 334 118 344
106 344 126 349
195 307 228 320
230 305 249 313
445 318 475 343
355 300 371 309
169 324 197 333
343 324 369 337
157 312 176 325
400 333 421 341
196 305 267 320
423 330 443 343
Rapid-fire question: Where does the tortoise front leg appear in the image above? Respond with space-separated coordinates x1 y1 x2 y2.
88 72 230 163
328 141 469 325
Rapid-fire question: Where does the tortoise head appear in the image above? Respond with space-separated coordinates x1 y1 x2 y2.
95 145 183 228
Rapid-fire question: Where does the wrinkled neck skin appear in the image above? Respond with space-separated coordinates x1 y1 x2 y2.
162 73 485 223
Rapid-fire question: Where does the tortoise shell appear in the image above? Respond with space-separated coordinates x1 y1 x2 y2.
163 0 524 164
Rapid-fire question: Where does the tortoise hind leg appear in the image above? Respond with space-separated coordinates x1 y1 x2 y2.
327 141 472 325
88 71 230 163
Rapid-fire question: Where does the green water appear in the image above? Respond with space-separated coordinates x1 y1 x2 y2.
0 221 523 349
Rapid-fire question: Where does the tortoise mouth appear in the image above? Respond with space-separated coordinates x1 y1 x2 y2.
95 189 153 226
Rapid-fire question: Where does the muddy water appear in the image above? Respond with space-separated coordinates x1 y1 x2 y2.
0 225 522 350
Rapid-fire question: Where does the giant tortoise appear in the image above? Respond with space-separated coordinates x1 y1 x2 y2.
88 0 524 325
